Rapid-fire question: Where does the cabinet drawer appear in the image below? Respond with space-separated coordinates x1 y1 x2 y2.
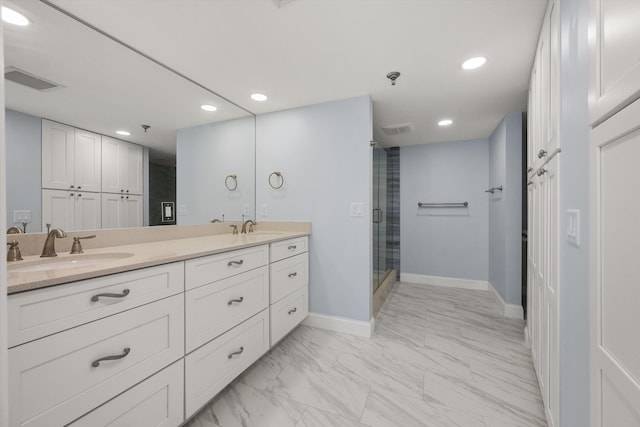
270 252 309 303
9 294 184 427
185 309 269 418
185 245 269 290
186 266 269 353
69 360 184 427
270 286 309 346
270 236 308 262
8 262 184 347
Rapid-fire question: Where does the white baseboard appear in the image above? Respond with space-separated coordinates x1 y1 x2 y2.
488 282 524 320
302 313 375 338
400 273 489 291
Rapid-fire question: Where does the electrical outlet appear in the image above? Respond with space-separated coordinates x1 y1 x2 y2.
261 203 269 217
350 202 365 217
13 210 32 224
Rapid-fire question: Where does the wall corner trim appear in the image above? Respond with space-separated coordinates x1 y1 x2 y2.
400 273 489 291
488 282 524 319
302 313 375 338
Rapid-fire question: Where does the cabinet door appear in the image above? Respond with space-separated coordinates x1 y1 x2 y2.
42 189 74 231
101 193 123 229
74 192 101 231
124 143 143 195
101 136 123 194
42 120 75 190
591 98 640 427
590 0 640 125
74 129 102 193
123 194 143 228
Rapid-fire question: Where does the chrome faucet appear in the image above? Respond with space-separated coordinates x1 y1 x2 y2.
40 228 67 257
241 219 256 234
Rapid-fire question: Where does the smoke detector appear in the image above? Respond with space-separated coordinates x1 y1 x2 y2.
386 71 401 86
381 122 415 136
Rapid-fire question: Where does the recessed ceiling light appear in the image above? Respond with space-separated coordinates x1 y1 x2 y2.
201 104 218 112
438 119 453 127
2 6 29 26
461 57 487 70
116 130 131 136
251 93 268 102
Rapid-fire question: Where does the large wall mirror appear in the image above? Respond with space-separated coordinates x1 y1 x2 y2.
3 0 256 233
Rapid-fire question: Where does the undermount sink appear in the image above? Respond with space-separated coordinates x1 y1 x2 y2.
8 252 134 273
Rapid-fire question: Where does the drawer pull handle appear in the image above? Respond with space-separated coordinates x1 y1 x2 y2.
92 347 130 367
228 260 244 267
228 297 244 305
228 346 244 359
288 245 297 250
288 272 297 278
288 307 298 315
91 289 130 302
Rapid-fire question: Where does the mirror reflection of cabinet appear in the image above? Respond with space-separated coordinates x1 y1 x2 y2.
101 193 143 229
42 189 101 231
102 136 143 195
42 120 102 193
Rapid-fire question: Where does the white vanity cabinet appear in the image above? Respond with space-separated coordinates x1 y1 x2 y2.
183 245 271 419
7 233 310 427
269 237 309 346
101 136 144 196
8 263 185 427
101 192 143 228
42 119 102 193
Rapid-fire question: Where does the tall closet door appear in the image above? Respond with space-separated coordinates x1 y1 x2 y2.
542 156 559 427
42 120 75 190
591 98 640 427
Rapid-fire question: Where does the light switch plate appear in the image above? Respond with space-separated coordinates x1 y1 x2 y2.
350 202 365 217
567 209 580 247
13 210 31 224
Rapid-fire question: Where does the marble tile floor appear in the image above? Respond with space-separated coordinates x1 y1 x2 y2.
185 282 547 427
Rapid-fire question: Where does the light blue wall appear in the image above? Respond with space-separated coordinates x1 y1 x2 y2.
489 113 523 305
400 139 489 281
558 0 590 424
176 116 255 224
256 96 372 321
5 109 41 232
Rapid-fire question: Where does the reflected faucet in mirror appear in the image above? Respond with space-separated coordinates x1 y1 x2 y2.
7 226 23 234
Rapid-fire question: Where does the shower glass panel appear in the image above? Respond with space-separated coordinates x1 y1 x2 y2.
373 146 391 293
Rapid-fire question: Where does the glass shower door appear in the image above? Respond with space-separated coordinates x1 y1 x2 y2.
373 146 389 293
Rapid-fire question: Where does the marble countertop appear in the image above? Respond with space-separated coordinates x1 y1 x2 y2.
7 231 309 294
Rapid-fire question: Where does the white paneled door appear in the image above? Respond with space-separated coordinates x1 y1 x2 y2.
591 97 640 426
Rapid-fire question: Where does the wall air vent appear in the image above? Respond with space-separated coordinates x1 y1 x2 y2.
4 67 63 91
381 122 415 136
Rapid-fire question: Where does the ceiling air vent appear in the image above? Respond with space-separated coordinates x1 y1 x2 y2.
381 122 415 136
4 67 62 91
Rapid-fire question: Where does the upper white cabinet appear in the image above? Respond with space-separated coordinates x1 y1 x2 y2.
589 0 640 126
102 136 143 195
42 120 102 193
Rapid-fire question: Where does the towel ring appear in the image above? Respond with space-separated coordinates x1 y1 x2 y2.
225 174 238 191
268 171 284 189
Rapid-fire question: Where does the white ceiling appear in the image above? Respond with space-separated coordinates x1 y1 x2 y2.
5 0 546 156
